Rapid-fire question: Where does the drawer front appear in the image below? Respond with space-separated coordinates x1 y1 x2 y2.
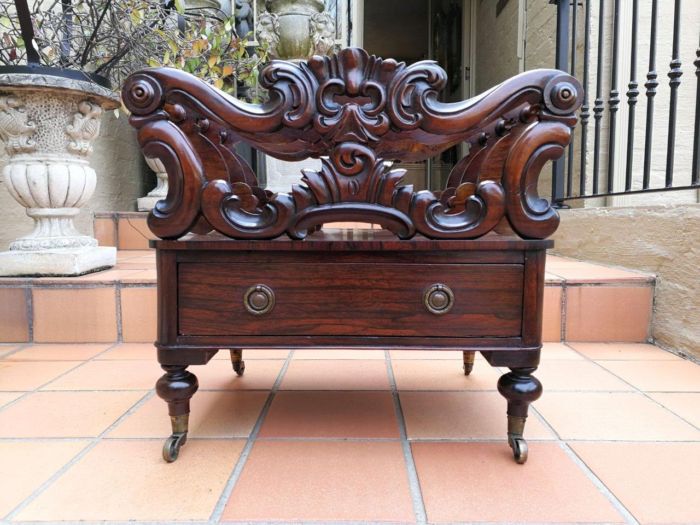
178 263 524 338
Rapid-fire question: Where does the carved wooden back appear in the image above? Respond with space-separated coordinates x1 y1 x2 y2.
123 47 582 240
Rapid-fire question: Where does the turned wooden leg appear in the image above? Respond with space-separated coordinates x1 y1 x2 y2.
155 365 198 463
497 367 542 464
229 349 245 376
463 351 475 376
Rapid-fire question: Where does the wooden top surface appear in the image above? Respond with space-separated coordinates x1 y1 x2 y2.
151 229 553 252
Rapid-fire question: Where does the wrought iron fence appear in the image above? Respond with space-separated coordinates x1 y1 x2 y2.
551 0 700 205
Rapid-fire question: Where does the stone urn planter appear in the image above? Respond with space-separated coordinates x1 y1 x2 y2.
0 69 119 276
137 157 168 211
257 0 335 60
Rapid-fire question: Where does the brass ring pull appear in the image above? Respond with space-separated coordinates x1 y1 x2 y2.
244 284 275 315
423 283 454 315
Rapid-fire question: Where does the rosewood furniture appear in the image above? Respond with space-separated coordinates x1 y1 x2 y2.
123 47 581 464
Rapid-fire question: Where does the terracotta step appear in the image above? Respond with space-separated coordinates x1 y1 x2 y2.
93 212 155 251
0 245 655 345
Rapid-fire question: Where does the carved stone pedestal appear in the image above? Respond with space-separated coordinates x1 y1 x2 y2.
137 157 168 211
0 73 119 276
0 246 115 276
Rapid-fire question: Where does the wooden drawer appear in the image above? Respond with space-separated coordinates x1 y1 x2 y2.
178 263 524 338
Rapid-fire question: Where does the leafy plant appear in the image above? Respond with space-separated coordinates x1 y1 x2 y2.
148 14 269 101
0 0 269 101
0 0 183 87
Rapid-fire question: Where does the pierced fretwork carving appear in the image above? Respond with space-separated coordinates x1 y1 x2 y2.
123 47 582 240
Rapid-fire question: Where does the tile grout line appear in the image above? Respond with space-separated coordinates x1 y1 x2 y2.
578 350 700 432
0 342 123 415
25 285 34 342
557 342 700 430
560 280 567 342
3 388 155 522
0 341 32 360
385 350 428 525
115 284 123 343
111 212 119 250
1 340 140 520
208 349 296 524
538 343 692 524
525 368 640 525
559 442 641 525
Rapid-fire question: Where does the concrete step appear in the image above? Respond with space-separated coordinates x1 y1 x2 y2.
0 246 655 345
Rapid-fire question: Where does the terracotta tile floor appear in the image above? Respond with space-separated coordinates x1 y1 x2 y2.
1 342 699 524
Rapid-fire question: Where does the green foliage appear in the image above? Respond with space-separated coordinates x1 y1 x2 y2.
0 0 269 101
0 0 182 86
147 14 269 101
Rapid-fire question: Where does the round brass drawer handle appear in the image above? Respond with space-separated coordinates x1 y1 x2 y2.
244 284 275 315
423 283 454 315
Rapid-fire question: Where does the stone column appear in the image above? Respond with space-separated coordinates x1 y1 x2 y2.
0 73 119 276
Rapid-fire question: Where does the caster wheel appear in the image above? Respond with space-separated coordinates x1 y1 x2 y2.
463 363 474 376
510 437 528 464
233 360 245 376
162 432 187 463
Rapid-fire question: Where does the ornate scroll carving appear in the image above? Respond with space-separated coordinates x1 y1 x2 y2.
66 101 103 155
0 96 37 154
123 48 582 241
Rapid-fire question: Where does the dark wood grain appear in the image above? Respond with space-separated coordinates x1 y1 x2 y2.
178 262 523 337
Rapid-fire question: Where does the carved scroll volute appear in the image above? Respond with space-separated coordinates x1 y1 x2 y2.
201 179 296 240
121 74 205 239
386 59 447 130
503 73 582 239
504 121 571 239
139 120 205 240
410 181 506 239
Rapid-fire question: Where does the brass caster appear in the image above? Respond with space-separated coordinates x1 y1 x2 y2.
508 436 528 464
230 350 244 376
163 432 187 463
463 351 475 376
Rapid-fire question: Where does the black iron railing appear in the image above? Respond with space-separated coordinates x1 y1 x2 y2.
551 0 700 205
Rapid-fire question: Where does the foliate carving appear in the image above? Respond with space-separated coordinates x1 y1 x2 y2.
0 96 37 154
309 49 393 143
256 12 280 53
66 100 103 155
309 11 335 56
122 47 582 241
